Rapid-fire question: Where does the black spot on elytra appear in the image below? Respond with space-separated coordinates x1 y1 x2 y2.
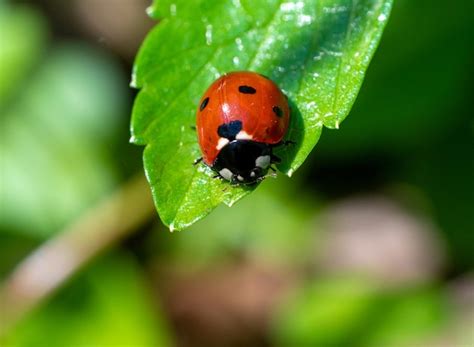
200 97 209 111
238 85 256 94
217 120 242 140
273 105 283 118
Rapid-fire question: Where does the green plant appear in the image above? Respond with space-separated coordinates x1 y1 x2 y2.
131 0 393 230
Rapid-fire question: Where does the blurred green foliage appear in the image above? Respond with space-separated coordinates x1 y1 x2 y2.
0 4 173 343
272 278 448 347
3 253 173 347
362 289 448 347
273 278 381 346
0 5 127 238
0 5 47 105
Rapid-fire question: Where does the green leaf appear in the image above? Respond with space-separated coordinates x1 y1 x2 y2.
131 0 393 230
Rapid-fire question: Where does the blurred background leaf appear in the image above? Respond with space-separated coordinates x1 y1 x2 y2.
272 278 448 347
0 4 47 106
0 5 129 239
272 278 381 347
362 288 448 347
3 253 173 347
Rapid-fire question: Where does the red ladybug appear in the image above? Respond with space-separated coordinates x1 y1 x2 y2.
196 71 290 184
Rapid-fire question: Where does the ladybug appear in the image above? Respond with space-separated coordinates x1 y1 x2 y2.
196 71 291 185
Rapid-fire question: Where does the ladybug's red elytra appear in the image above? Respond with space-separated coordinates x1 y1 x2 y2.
196 71 291 185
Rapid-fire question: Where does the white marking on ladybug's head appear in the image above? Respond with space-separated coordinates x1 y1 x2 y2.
219 168 233 181
237 175 244 182
255 155 271 169
236 130 253 140
250 171 256 178
216 137 229 150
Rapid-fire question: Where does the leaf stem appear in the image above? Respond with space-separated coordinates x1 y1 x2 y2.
0 173 155 336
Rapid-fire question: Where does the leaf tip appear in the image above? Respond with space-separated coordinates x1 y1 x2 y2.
129 130 146 145
130 65 138 89
169 221 189 232
145 6 155 18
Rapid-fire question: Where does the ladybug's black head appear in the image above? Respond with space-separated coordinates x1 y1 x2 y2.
212 140 273 184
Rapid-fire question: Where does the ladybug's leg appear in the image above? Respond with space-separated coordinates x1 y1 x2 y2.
274 140 296 147
255 171 276 183
270 154 281 164
231 174 245 185
267 165 278 179
270 140 295 164
230 176 239 185
267 171 277 179
193 157 203 165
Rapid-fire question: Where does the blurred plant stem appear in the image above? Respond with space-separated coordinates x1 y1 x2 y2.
0 173 155 336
